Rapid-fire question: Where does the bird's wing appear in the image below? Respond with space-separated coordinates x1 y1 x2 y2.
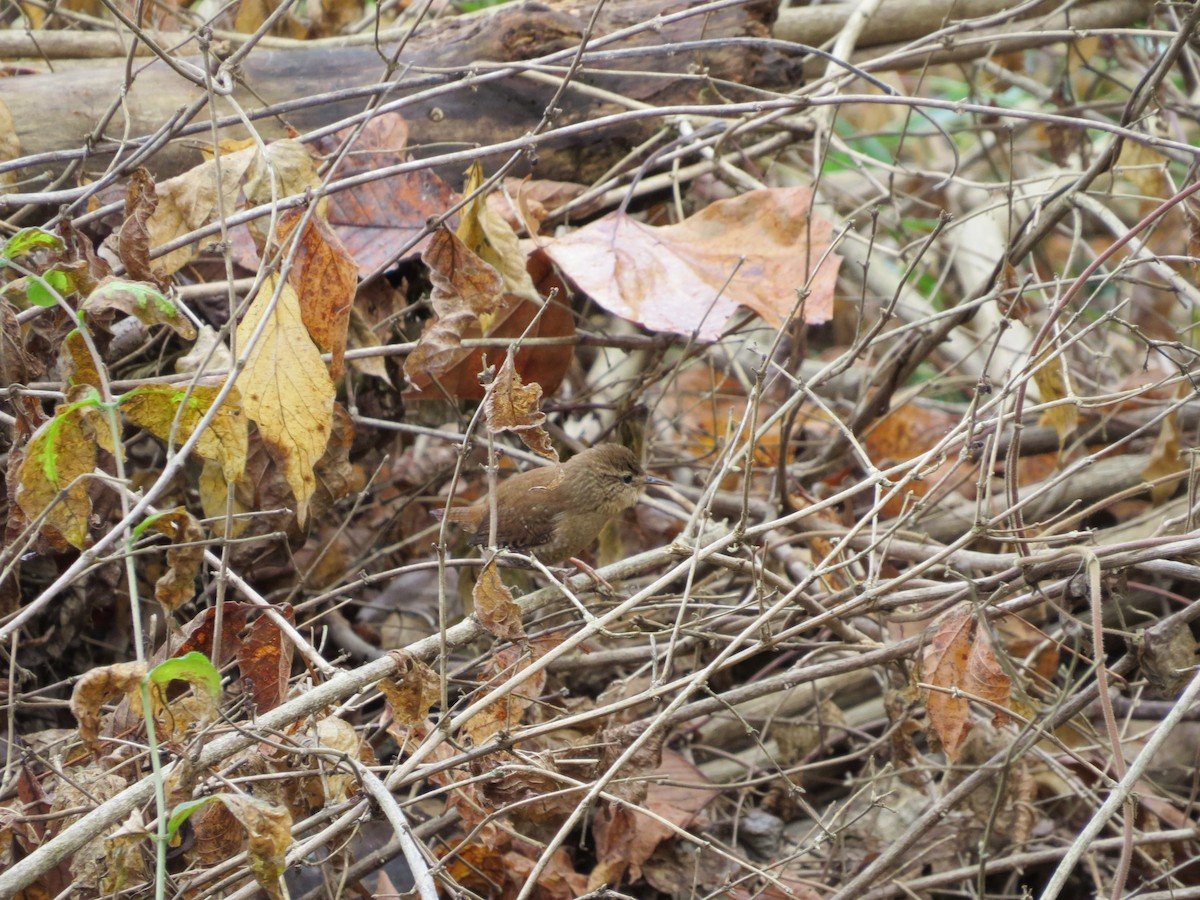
467 479 562 551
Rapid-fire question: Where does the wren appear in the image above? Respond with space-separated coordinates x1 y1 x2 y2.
439 444 660 564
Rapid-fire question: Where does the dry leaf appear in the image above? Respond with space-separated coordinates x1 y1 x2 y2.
81 277 197 340
237 606 295 714
1031 344 1078 446
277 208 357 378
404 227 575 400
309 113 458 274
215 794 292 899
70 661 148 755
458 162 539 303
462 642 549 747
121 383 247 483
921 607 974 761
543 185 841 340
963 626 1012 726
235 273 335 525
484 353 555 459
115 169 167 289
15 404 98 549
1142 402 1186 503
147 140 320 276
380 653 441 727
141 508 204 614
472 558 525 643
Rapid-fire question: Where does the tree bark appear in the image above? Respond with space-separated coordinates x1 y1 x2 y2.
0 0 789 191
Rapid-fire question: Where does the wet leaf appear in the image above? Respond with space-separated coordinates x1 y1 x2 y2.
237 606 295 714
543 185 841 340
235 273 335 525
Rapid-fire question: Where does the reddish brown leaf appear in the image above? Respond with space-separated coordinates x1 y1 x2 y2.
404 228 576 401
921 607 974 761
116 168 167 289
593 748 719 884
237 606 295 714
277 209 357 378
173 603 253 668
964 626 1012 725
484 353 555 459
310 114 458 274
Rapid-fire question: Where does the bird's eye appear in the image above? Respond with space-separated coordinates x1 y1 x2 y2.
622 474 634 484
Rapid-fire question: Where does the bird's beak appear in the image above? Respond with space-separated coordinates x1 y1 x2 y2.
643 475 669 487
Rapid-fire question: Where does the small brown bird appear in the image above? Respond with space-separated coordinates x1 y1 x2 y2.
438 444 660 564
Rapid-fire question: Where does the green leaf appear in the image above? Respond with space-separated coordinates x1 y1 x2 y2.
132 510 170 541
166 795 221 841
82 278 197 339
147 651 221 700
2 227 64 260
26 270 70 308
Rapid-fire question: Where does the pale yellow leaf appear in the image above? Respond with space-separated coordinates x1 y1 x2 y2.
235 274 334 525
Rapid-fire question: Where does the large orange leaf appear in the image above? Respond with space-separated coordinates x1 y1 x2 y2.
543 185 840 340
921 607 1014 760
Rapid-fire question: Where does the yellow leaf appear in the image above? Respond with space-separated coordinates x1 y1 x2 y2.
15 404 99 548
1031 345 1077 447
215 794 292 899
70 661 148 755
122 384 247 483
235 274 334 525
473 558 525 642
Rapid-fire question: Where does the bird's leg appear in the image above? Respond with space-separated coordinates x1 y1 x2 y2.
565 557 614 596
513 552 616 636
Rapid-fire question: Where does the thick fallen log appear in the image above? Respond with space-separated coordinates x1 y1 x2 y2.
0 0 790 194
